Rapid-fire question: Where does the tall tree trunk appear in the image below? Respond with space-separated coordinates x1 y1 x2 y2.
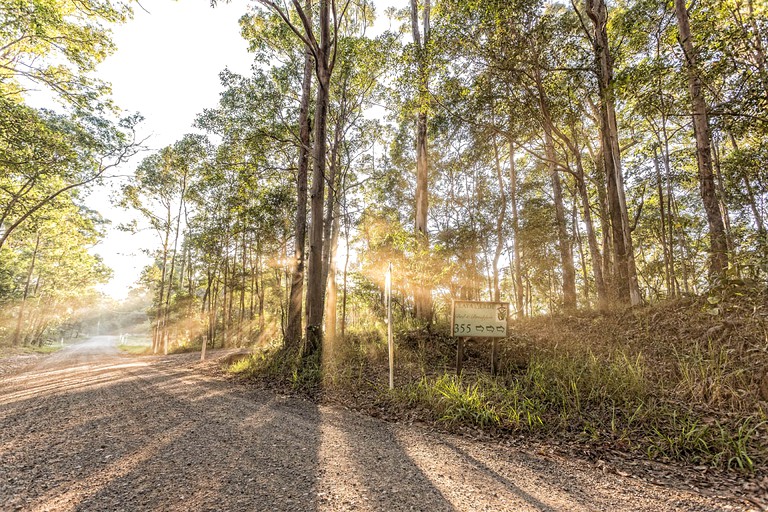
179 245 187 299
286 36 314 349
304 0 332 355
712 139 734 257
573 196 590 306
585 0 642 305
661 132 680 295
546 109 606 308
341 214 350 338
187 245 194 297
674 0 728 278
575 168 607 308
323 109 346 346
728 133 766 237
163 169 188 355
222 252 229 348
562 120 607 307
508 139 525 318
492 135 507 302
535 70 576 309
239 229 247 345
249 245 257 339
412 0 432 325
551 166 576 309
593 149 613 289
227 246 235 339
201 266 213 361
12 232 40 346
154 216 171 354
256 246 266 334
322 116 343 301
324 183 342 346
653 146 672 296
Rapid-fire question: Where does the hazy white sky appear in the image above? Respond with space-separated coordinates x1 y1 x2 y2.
100 1 254 150
90 0 254 299
88 0 401 300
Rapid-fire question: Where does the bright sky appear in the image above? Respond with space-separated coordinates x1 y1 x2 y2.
88 0 401 300
89 0 254 300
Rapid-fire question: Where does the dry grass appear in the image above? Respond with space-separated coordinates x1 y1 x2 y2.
117 336 152 355
232 281 768 472
0 343 64 357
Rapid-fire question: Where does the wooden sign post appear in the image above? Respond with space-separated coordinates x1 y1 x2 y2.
386 263 393 389
491 338 498 375
451 300 509 376
456 336 465 376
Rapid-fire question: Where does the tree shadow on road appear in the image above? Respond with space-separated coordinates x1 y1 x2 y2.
318 407 456 511
1 362 323 511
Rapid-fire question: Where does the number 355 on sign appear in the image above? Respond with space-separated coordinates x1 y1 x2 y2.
451 300 509 338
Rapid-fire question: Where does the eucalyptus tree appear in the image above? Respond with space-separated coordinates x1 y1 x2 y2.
700 0 767 276
0 0 140 341
241 6 314 348
526 8 581 310
185 161 230 353
610 0 767 286
161 135 209 351
432 0 588 310
119 136 206 353
0 0 132 108
195 61 305 341
1 200 110 346
614 1 687 297
672 0 728 279
187 146 293 350
254 0 353 355
409 0 433 323
574 0 642 305
321 30 396 344
0 100 141 251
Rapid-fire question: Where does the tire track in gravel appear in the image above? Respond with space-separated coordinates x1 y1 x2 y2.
69 363 322 512
1 344 322 511
1 342 161 511
0 336 751 511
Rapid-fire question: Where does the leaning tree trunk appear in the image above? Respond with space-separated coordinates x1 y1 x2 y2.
571 123 608 307
574 157 607 308
285 20 314 350
674 0 728 279
536 70 576 309
12 232 40 346
547 141 577 309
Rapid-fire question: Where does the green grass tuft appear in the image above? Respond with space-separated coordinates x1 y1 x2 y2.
226 345 322 394
119 344 152 355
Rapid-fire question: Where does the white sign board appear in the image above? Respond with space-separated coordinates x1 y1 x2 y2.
451 300 509 338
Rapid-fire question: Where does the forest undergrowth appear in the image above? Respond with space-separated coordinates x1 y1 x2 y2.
229 281 768 474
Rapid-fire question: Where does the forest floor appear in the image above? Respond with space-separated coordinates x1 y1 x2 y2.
0 335 757 511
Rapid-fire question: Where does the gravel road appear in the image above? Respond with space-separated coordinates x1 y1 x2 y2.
0 336 750 511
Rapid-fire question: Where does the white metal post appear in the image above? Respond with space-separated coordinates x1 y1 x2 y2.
386 262 393 389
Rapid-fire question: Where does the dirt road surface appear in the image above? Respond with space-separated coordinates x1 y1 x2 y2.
0 336 750 511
